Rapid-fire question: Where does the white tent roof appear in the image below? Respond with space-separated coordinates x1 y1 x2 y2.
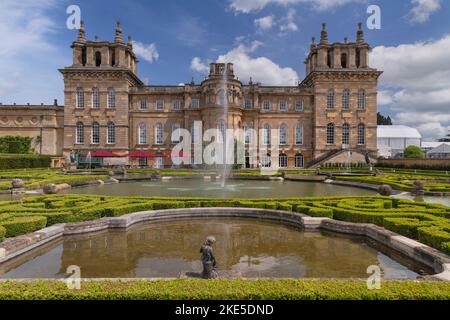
422 141 450 149
427 143 450 154
377 125 422 139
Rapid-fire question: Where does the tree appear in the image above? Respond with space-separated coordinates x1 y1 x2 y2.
377 112 393 125
404 145 424 159
438 131 450 142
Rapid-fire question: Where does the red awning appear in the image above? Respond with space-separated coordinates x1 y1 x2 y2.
164 150 191 158
128 150 159 158
79 151 123 158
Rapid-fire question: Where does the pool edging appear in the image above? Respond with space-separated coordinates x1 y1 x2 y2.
1 207 449 281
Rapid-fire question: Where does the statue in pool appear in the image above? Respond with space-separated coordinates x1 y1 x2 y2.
200 236 218 279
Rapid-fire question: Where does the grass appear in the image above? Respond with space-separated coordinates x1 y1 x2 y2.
0 279 449 300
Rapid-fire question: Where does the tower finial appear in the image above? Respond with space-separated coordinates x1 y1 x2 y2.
77 20 86 43
127 35 133 48
356 22 364 43
320 23 328 44
311 36 316 49
115 20 124 43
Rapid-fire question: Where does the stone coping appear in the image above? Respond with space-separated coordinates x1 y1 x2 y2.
0 207 449 281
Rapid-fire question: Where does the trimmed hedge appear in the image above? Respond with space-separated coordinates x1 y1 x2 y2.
1 216 47 237
0 279 449 300
1 194 450 255
0 225 5 241
0 154 52 170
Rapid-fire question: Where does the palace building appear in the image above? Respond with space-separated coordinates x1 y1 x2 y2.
0 22 382 168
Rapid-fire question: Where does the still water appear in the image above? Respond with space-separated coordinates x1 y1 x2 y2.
0 219 431 279
68 179 376 198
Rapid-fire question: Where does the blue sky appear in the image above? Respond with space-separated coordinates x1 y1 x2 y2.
0 0 449 140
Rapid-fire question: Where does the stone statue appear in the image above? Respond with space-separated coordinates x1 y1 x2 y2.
69 150 76 164
200 236 218 279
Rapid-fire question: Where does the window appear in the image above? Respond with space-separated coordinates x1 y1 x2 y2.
138 123 147 144
342 123 350 146
341 53 348 68
279 154 288 168
279 124 288 145
295 124 303 145
171 123 180 143
155 123 163 144
191 124 200 144
191 99 200 109
356 49 361 68
139 100 147 110
95 51 101 67
76 122 84 144
327 123 335 145
244 122 253 145
295 154 304 168
279 100 287 111
261 154 271 168
327 89 335 109
342 89 350 110
76 88 84 108
262 124 270 145
92 88 100 108
107 122 115 144
357 123 365 145
244 99 252 109
327 49 332 68
91 122 100 144
217 89 226 106
357 89 366 109
107 88 115 108
217 120 226 143
172 100 181 110
295 100 303 111
156 100 164 110
262 100 270 111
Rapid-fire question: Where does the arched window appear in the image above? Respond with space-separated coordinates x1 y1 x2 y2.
356 49 361 68
327 123 335 145
76 122 84 144
341 53 348 68
76 88 84 108
279 124 288 145
91 122 100 144
217 120 226 143
95 51 101 67
357 89 366 109
342 89 350 110
81 47 87 66
92 88 100 108
107 122 115 144
217 89 226 106
261 153 271 168
110 48 116 67
358 123 366 145
107 88 115 108
244 122 253 145
295 153 304 168
155 123 163 145
327 89 335 109
262 123 270 146
138 123 147 145
279 153 288 168
191 123 200 144
171 123 181 143
342 123 350 146
295 124 303 145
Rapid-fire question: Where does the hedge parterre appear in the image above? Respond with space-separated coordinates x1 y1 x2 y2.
0 279 449 300
0 195 450 255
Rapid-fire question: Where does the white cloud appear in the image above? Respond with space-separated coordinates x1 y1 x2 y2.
408 0 441 23
191 57 210 73
279 8 298 33
229 0 362 13
216 41 298 85
254 15 275 31
132 41 159 63
371 35 450 140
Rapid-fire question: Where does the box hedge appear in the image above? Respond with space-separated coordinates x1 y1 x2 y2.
1 216 47 237
0 225 5 241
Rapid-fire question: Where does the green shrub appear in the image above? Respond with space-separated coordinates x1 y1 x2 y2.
308 208 333 218
1 216 47 237
0 154 52 170
152 201 186 210
418 226 450 252
0 225 5 241
383 218 431 239
0 136 33 154
277 203 293 211
404 146 425 159
441 242 450 255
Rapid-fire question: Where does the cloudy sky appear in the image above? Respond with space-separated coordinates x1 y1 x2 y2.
0 0 449 140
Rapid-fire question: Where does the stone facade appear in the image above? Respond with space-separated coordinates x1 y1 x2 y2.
0 22 382 168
